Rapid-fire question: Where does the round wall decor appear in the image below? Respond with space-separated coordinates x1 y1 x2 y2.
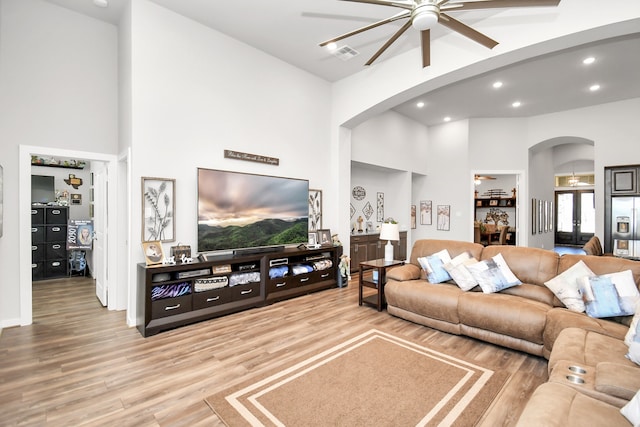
352 186 366 201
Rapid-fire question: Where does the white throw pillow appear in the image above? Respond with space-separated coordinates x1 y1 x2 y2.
621 387 640 427
580 270 640 318
626 303 640 347
443 252 479 291
544 260 594 313
417 249 452 284
466 253 522 294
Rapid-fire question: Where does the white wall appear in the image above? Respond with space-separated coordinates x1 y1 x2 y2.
0 0 118 327
126 0 332 325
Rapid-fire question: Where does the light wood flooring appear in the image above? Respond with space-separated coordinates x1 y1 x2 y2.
0 277 548 426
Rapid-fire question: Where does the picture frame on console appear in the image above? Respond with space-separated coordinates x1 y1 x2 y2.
318 229 331 246
308 232 318 246
141 240 164 266
142 177 175 243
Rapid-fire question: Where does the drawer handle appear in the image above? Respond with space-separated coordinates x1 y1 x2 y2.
52 244 61 249
165 304 181 311
32 264 37 268
32 228 38 232
321 273 329 278
52 262 61 267
52 227 61 232
52 210 61 215
300 277 309 282
31 210 38 215
206 296 220 302
32 246 37 250
240 289 253 295
276 282 286 287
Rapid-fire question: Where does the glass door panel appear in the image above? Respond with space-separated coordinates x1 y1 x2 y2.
555 190 594 246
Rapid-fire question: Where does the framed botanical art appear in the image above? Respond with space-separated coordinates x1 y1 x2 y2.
308 189 322 231
142 177 175 242
437 205 451 231
377 192 385 222
420 200 432 225
411 205 416 229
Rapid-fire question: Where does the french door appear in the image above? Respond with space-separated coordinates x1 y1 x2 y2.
555 190 595 246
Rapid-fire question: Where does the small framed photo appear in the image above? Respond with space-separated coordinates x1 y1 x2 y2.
308 232 318 246
318 229 332 246
71 193 82 205
142 240 164 266
476 200 483 207
489 199 499 206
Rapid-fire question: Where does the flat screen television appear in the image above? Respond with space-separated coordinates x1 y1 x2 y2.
31 175 56 204
197 168 309 254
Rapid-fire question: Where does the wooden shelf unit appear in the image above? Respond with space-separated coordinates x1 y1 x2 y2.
137 245 342 337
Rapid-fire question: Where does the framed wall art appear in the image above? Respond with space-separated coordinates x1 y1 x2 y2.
420 200 432 225
318 229 332 246
410 205 416 229
308 232 318 246
377 192 384 222
142 240 165 266
142 177 175 242
308 189 322 231
437 205 451 231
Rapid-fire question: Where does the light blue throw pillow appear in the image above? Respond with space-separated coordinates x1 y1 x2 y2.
417 249 452 284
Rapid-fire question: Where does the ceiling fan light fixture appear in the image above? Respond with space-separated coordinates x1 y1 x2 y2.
412 4 439 31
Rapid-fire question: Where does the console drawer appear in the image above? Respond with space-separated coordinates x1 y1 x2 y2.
230 282 260 301
32 226 45 244
193 287 231 310
266 277 295 293
151 295 192 319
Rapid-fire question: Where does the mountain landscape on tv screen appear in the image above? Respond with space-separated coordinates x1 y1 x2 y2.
198 218 308 252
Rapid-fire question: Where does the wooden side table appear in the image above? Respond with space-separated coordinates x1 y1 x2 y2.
359 259 404 311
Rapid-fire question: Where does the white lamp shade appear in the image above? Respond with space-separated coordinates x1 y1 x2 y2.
380 223 400 242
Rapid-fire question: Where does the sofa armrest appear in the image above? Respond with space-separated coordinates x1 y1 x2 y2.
386 264 421 281
596 362 640 401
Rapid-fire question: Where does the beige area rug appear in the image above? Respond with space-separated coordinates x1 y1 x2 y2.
206 329 508 426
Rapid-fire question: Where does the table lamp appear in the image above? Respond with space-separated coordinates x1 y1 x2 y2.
380 222 400 262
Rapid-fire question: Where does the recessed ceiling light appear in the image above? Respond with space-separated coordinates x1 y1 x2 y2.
492 81 503 89
93 0 108 7
326 42 337 51
512 101 521 108
443 116 451 122
583 56 595 65
416 101 425 108
589 84 601 92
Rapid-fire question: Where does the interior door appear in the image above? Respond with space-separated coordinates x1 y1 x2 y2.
93 162 108 306
555 190 595 246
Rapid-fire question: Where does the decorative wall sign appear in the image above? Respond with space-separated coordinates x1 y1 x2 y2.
362 201 374 220
142 177 175 242
67 219 93 250
224 149 279 166
376 192 384 222
64 174 83 189
71 194 82 205
352 186 366 201
437 205 451 231
420 200 432 225
308 189 322 231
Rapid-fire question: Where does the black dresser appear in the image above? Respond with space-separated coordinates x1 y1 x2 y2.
31 206 68 280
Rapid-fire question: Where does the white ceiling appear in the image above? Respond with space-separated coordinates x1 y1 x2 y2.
43 0 640 127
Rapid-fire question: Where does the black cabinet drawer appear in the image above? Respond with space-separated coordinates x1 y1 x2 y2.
46 207 68 224
193 287 231 310
46 242 67 259
46 225 67 242
32 226 45 244
230 282 260 301
45 260 67 277
32 262 44 280
266 277 294 293
31 208 44 225
151 295 192 319
32 244 45 262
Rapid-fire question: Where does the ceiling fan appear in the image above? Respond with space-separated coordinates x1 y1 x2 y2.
320 0 561 68
474 174 496 185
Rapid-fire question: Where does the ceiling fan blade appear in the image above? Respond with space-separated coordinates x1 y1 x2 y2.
438 12 498 49
319 10 410 46
442 0 560 12
365 20 412 65
338 0 414 10
421 30 430 68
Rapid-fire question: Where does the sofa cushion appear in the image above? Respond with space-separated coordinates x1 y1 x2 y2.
481 245 559 287
417 249 451 283
443 252 479 291
408 239 483 268
466 253 521 293
458 292 549 345
544 311 629 359
386 263 421 282
595 362 640 401
516 382 631 427
544 260 594 312
547 328 634 375
384 280 461 325
559 254 640 289
580 270 639 318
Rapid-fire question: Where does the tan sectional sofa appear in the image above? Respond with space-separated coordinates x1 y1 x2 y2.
384 239 640 426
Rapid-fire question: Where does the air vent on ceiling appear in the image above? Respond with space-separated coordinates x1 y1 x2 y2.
332 45 359 61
